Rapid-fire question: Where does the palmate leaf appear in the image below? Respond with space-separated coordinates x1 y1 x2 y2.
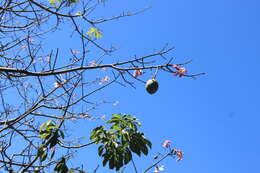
91 114 152 171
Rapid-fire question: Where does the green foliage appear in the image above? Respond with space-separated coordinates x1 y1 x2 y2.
54 157 69 173
90 114 152 171
39 120 64 148
54 158 86 173
68 168 86 173
48 0 61 4
37 144 48 162
34 167 40 173
38 120 64 162
86 28 103 39
48 0 78 5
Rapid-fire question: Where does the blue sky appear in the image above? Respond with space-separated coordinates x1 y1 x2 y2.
44 0 260 172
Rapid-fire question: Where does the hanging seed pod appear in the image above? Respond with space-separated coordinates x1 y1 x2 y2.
145 79 159 94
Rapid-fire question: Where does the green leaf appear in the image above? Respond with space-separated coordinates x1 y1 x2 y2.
46 124 56 131
112 114 122 119
38 145 48 162
68 169 75 173
102 155 109 167
143 138 152 148
123 148 132 165
40 132 51 140
48 131 59 148
129 140 141 156
106 117 119 124
34 167 40 173
40 152 47 162
40 120 51 131
48 0 61 4
86 28 102 39
140 144 148 155
54 157 68 173
109 155 115 169
111 124 121 131
69 0 78 3
116 152 124 170
98 146 104 156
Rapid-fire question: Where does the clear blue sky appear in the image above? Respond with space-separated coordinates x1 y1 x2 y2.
49 0 260 172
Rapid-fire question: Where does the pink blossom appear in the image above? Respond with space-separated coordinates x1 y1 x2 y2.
54 82 62 88
46 56 51 62
89 61 97 67
39 56 50 62
72 49 80 55
172 64 187 77
70 117 77 121
28 37 35 43
80 113 94 120
21 45 28 49
173 149 184 162
162 140 171 148
101 67 107 71
133 69 143 77
100 76 110 83
54 80 66 88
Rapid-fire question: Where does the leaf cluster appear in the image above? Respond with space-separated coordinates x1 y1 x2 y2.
86 28 103 39
38 120 64 162
49 0 78 5
90 114 152 171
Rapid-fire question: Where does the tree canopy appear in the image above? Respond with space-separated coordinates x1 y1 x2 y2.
0 0 203 172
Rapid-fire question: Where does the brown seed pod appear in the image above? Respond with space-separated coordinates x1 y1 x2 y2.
145 79 159 94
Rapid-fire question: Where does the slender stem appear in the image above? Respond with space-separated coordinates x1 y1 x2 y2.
132 159 138 173
143 153 170 173
153 67 159 79
93 165 99 173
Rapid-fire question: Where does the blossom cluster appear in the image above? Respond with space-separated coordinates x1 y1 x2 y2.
154 140 184 173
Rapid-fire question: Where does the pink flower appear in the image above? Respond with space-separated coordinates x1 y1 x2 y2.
172 64 187 77
101 67 107 71
54 80 66 88
72 49 80 55
100 76 110 83
162 140 171 148
132 69 143 77
80 113 94 120
46 56 51 62
173 149 184 162
89 61 97 67
21 45 28 49
28 37 35 43
54 82 62 88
